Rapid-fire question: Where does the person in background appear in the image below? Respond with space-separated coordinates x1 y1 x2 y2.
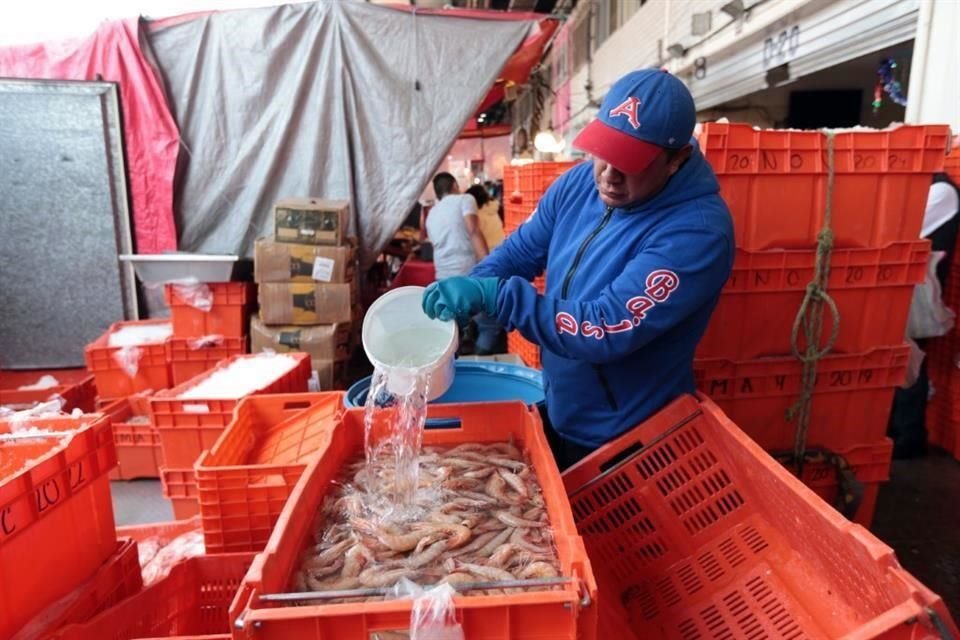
421 69 734 469
888 172 960 458
466 184 505 251
424 172 499 354
425 172 488 278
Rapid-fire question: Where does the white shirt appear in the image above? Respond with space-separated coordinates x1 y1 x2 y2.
922 182 960 237
426 194 479 279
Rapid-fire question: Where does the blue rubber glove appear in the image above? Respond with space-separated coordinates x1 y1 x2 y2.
422 277 501 323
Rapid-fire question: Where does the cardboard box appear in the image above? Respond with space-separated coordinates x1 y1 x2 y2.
258 283 354 325
250 315 351 361
311 358 346 391
274 198 350 246
254 239 355 283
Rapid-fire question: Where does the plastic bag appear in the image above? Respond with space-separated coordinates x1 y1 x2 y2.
389 579 464 640
170 279 213 312
141 530 205 586
188 334 224 349
907 251 956 339
17 374 60 391
902 338 927 389
7 397 67 431
113 345 143 378
411 583 463 640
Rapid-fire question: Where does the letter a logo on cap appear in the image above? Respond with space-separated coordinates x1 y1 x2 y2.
609 96 642 129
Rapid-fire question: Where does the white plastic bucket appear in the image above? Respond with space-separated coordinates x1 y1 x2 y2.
361 286 458 400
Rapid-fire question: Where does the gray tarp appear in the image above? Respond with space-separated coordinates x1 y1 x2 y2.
146 1 532 264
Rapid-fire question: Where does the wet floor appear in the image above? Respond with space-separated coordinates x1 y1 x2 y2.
872 447 960 617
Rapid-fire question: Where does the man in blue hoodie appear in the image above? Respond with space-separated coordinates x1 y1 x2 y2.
422 69 734 469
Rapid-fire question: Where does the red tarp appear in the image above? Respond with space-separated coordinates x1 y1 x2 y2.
0 19 179 254
460 17 558 138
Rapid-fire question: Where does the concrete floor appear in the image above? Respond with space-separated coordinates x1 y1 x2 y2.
872 448 960 617
111 448 960 617
111 479 172 525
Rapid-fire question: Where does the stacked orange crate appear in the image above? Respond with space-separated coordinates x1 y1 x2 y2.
503 162 577 368
0 368 96 413
84 320 172 400
925 146 960 460
151 352 312 518
696 123 951 526
100 394 164 481
164 281 252 385
0 412 118 638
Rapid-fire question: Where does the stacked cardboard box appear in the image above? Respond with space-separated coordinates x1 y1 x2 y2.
253 198 357 389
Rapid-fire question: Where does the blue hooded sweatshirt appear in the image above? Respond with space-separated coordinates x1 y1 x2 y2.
472 144 734 448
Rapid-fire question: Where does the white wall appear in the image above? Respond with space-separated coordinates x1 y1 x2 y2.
564 0 815 135
905 0 960 132
563 0 923 133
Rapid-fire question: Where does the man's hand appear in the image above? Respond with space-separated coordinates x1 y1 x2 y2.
422 277 500 323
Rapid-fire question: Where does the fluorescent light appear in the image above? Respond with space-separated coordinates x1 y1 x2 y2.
534 130 565 153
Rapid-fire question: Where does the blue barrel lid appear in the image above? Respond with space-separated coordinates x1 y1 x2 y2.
345 361 544 408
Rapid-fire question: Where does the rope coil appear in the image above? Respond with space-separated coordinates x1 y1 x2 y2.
786 131 841 470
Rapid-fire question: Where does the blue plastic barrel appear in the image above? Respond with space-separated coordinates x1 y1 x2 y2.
345 361 544 408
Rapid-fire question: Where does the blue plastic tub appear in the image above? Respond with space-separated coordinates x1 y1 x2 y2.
345 361 544 410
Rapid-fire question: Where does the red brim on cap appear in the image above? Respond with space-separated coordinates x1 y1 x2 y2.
573 119 664 175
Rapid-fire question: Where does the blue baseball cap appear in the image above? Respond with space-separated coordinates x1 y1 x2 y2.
573 68 696 175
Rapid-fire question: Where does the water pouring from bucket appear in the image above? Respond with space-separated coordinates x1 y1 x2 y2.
361 286 458 517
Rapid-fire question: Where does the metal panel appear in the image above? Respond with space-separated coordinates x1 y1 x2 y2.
0 79 135 369
689 0 920 110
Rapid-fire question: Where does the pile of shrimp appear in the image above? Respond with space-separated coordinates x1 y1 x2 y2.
290 441 560 597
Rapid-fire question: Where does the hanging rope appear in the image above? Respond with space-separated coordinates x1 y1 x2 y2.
785 131 842 471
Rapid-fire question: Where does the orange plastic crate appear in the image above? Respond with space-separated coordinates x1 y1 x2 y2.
0 413 118 638
504 161 578 201
11 538 142 640
195 393 343 553
700 123 951 250
562 394 958 640
924 228 960 459
944 146 960 184
84 320 172 399
161 467 200 519
507 331 541 369
99 395 163 481
928 376 960 461
0 369 96 413
166 335 248 386
151 353 311 468
780 438 893 527
503 161 579 232
694 345 908 451
165 281 254 338
50 552 255 640
231 402 597 639
116 515 200 543
698 241 929 359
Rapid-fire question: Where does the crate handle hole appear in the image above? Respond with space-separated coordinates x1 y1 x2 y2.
599 439 646 473
425 418 463 430
283 401 313 410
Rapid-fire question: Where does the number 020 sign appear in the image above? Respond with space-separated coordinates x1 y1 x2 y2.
763 25 800 67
